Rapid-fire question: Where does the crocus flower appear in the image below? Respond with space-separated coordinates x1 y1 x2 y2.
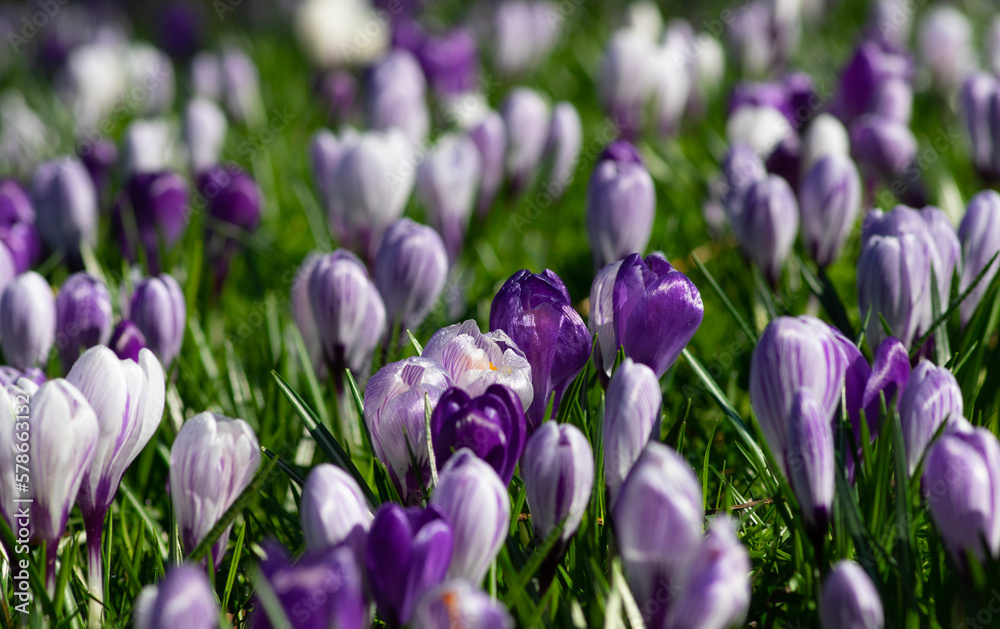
585 141 655 269
958 191 1000 326
364 357 453 504
597 28 656 138
651 23 693 136
960 73 998 178
469 111 507 216
199 166 262 291
750 316 846 476
430 449 510 584
849 115 917 181
422 319 533 413
0 271 56 370
130 273 186 369
220 47 262 126
412 28 479 96
113 171 190 273
613 442 704 629
366 503 453 628
366 49 429 146
250 542 368 629
798 153 861 267
133 564 220 629
800 113 850 172
300 463 371 555
121 119 177 176
588 260 622 377
494 1 561 77
923 425 1000 565
489 269 590 431
899 359 964 476
731 174 799 284
374 219 448 339
611 253 704 378
784 389 834 536
305 250 386 378
68 346 165 624
183 97 227 174
308 128 358 245
820 561 885 629
663 516 752 629
31 157 98 257
169 411 261 567
431 385 526 485
991 17 1000 77
721 142 767 220
542 102 582 198
79 139 118 203
831 40 913 126
500 87 550 195
522 422 594 543
415 133 482 262
411 580 514 629
110 319 148 363
0 178 41 273
725 105 794 160
290 253 325 378
55 273 113 372
916 6 975 94
859 337 911 434
603 359 661 507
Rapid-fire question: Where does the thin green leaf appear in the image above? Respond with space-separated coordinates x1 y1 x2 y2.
691 252 756 344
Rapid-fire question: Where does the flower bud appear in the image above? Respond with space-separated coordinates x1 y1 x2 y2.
169 411 260 567
300 463 371 555
860 337 910 434
114 171 190 273
220 48 262 125
133 564 219 629
374 219 448 336
588 260 622 377
603 359 661 506
494 2 561 77
849 115 916 180
79 139 119 202
899 359 963 476
200 166 262 291
819 561 884 629
130 273 186 369
367 503 453 627
0 178 41 273
725 105 793 159
31 157 98 256
309 128 358 244
542 102 582 199
960 73 998 177
799 153 861 267
721 142 767 220
469 111 507 216
55 273 113 372
832 41 913 126
585 141 655 269
122 119 177 175
367 49 429 146
800 113 850 171
183 97 227 174
411 580 514 629
500 87 550 195
1 271 56 370
917 5 975 93
522 422 594 542
597 28 656 138
958 190 1000 326
731 174 799 284
415 28 479 96
431 449 510 584
416 133 482 262
109 319 148 363
785 389 834 535
651 25 693 136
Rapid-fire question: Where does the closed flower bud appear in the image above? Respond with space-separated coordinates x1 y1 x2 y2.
130 273 186 369
79 139 118 203
799 153 861 267
55 273 113 372
597 28 656 138
290 253 325 378
220 48 262 126
431 449 510 584
917 6 975 93
542 102 582 199
899 359 963 476
309 127 359 244
494 1 561 77
109 319 148 363
411 580 514 629
364 357 453 503
849 114 917 180
183 97 227 174
500 87 551 195
923 426 1000 564
721 142 767 219
374 219 448 336
832 41 913 126
169 411 261 567
820 561 884 629
958 191 1000 326
800 113 850 172
860 337 910 435
469 111 507 216
423 319 533 412
0 179 41 273
613 442 704 628
416 133 482 262
0 244 14 301
489 269 590 431
114 171 190 273
133 564 219 629
522 422 594 542
750 316 846 477
300 463 371 555
1 271 56 370
725 105 794 159
604 359 661 507
651 24 693 137
960 73 998 177
585 141 655 269
250 542 368 629
31 157 98 257
612 253 704 378
200 166 262 291
588 260 622 377
731 174 799 284
367 503 453 628
121 119 177 175
785 389 834 535
367 50 430 146
415 28 479 96
431 385 527 485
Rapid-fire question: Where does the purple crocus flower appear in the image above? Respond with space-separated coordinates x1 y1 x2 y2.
542 102 582 199
0 271 56 370
819 561 885 629
114 171 190 274
130 274 186 369
494 1 561 78
366 49 429 146
169 411 260 568
489 269 590 432
415 28 479 96
899 359 964 476
31 157 98 257
0 178 41 273
308 127 358 247
731 174 799 285
588 260 621 378
597 28 656 139
603 359 661 507
374 219 448 337
300 463 371 556
156 3 203 60
798 153 862 267
132 564 219 629
109 319 148 363
860 337 911 435
916 5 975 94
500 88 550 195
199 166 262 291
923 425 1000 565
958 191 1000 326
363 357 453 504
831 40 913 126
585 141 655 269
78 139 118 204
250 542 368 629
317 70 358 124
721 142 767 220
430 385 526 485
522 422 594 543
183 98 227 174
366 503 453 628
55 273 113 372
610 253 704 379
415 133 482 263
469 111 507 216
849 115 917 182
411 580 514 629
430 449 510 584
960 73 998 179
785 389 834 537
